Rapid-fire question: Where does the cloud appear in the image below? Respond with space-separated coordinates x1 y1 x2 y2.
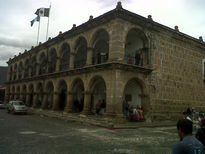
0 35 32 49
0 46 23 61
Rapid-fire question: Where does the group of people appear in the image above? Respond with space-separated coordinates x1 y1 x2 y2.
172 108 205 154
123 100 144 121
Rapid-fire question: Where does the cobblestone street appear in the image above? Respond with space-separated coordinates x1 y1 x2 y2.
0 109 178 154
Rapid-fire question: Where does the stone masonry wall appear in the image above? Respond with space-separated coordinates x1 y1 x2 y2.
150 30 205 120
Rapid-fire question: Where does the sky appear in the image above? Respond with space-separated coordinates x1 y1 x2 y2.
0 0 204 66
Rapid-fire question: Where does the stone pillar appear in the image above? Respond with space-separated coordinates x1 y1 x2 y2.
82 91 91 114
19 91 24 101
106 71 124 117
86 47 93 65
16 70 19 80
52 92 59 110
14 92 18 99
28 66 32 78
36 63 40 76
64 91 74 112
41 92 48 109
108 20 125 62
69 52 75 69
32 93 38 108
56 57 61 72
25 93 30 106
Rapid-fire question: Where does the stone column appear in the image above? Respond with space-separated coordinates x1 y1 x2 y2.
56 57 60 72
25 93 30 106
41 92 48 109
69 52 75 69
19 91 24 101
82 91 91 115
64 91 74 112
36 63 40 76
108 20 125 62
86 47 93 65
52 92 59 110
32 92 38 108
106 71 124 117
28 66 32 78
16 70 19 80
11 72 14 81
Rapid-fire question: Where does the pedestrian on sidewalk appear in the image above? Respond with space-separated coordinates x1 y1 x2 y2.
172 119 204 154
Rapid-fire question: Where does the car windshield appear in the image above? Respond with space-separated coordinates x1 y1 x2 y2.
13 102 24 105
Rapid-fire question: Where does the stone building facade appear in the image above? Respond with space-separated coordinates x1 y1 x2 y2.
5 2 205 120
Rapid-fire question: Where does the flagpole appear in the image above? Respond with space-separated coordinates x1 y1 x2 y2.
46 3 51 41
37 17 41 45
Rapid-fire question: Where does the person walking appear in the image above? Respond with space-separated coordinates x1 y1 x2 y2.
172 119 204 154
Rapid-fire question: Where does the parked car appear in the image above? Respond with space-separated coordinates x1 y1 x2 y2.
0 101 6 109
7 100 27 114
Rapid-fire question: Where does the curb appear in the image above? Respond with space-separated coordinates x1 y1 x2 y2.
28 109 176 129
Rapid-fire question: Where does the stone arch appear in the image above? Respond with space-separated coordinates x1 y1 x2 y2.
88 75 107 114
14 63 17 80
31 56 37 77
28 84 34 107
24 59 29 78
125 28 149 65
22 84 27 103
18 61 23 79
122 77 149 118
71 78 85 112
57 80 67 110
91 29 109 65
16 86 20 99
48 48 57 73
36 82 43 108
46 81 54 109
39 52 47 75
59 43 70 71
74 37 87 68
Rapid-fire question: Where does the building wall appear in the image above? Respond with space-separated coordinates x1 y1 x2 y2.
150 29 205 120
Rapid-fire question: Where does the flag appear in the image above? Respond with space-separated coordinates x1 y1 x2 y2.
30 15 40 27
35 8 50 17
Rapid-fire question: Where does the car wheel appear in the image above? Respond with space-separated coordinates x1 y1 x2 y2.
7 110 10 113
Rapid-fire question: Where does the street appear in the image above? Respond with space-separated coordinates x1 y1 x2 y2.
0 109 178 154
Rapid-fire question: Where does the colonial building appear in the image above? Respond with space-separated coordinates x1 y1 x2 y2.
5 2 205 120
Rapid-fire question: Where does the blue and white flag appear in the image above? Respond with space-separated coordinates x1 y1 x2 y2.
30 15 40 27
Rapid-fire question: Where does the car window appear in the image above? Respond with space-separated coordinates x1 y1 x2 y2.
13 102 24 105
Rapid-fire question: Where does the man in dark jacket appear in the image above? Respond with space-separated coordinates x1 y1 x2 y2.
172 119 204 154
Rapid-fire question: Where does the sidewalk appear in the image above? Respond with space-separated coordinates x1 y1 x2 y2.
28 108 176 129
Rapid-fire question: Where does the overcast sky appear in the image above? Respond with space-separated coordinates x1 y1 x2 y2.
0 0 204 66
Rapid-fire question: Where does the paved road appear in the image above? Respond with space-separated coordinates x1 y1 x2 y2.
0 109 178 154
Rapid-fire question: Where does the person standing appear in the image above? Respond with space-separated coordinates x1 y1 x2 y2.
196 118 205 146
172 119 204 154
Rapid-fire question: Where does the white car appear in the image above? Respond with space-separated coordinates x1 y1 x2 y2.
7 100 27 114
